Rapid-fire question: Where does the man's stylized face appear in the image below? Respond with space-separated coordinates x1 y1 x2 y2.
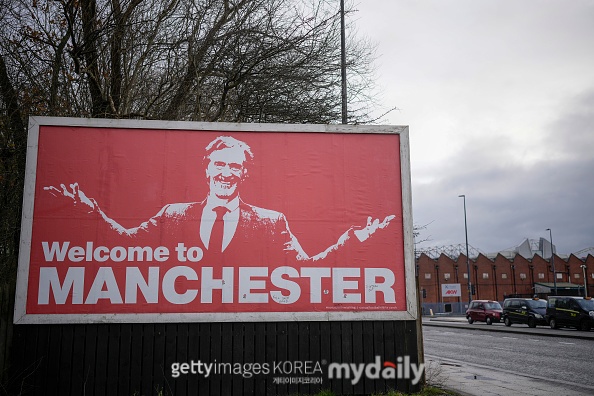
206 147 246 199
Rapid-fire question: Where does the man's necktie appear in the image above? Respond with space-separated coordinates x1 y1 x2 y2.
210 206 229 253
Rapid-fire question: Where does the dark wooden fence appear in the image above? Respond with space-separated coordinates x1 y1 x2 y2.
0 284 15 393
6 320 421 396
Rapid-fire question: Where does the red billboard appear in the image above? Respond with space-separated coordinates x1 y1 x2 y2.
15 118 415 323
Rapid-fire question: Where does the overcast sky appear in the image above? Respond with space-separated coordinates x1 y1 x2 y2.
356 0 594 255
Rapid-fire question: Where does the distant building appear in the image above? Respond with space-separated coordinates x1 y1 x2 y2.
484 237 568 260
417 239 594 309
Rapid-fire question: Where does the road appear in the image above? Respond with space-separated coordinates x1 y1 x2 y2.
423 325 594 393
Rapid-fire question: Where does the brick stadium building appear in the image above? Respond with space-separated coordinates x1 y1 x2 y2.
417 249 594 313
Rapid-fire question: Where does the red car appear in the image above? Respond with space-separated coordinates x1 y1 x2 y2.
466 300 503 325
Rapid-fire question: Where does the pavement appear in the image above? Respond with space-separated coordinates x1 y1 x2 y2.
422 316 594 396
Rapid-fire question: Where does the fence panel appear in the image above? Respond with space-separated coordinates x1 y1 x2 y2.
8 320 421 395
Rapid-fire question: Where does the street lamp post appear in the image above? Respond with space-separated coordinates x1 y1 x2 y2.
435 265 441 305
546 228 558 295
529 265 535 298
459 195 472 304
455 265 461 306
581 265 588 298
493 265 498 301
474 264 479 300
511 265 517 296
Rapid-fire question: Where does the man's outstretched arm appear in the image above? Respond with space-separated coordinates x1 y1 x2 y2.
310 215 396 261
280 214 396 262
44 182 160 238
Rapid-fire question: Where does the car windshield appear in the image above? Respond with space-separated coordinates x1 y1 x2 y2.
527 300 547 309
577 299 594 311
485 302 502 310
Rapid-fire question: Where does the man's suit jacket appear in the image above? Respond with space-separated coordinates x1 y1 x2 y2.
99 199 338 266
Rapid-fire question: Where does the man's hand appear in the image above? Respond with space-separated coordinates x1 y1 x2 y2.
353 215 396 242
44 182 97 214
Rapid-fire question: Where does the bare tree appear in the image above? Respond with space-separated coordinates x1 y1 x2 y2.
0 0 379 281
2 0 376 120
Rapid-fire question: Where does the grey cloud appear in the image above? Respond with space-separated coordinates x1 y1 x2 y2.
413 91 594 254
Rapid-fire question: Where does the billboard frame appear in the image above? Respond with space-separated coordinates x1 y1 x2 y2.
15 116 415 324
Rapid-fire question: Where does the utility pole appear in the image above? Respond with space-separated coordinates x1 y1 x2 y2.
511 265 517 296
340 0 347 124
581 265 588 297
493 265 498 301
459 195 472 304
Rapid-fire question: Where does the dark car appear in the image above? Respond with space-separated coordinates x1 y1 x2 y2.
502 297 547 328
466 300 503 325
546 296 594 331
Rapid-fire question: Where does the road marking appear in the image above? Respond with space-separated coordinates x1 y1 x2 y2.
502 336 518 340
492 346 507 350
558 342 575 345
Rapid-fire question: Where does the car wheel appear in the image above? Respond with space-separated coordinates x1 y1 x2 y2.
549 317 558 329
504 317 512 327
467 316 474 324
578 320 591 332
486 316 493 325
528 317 536 328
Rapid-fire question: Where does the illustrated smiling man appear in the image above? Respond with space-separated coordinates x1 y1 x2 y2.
45 136 394 263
